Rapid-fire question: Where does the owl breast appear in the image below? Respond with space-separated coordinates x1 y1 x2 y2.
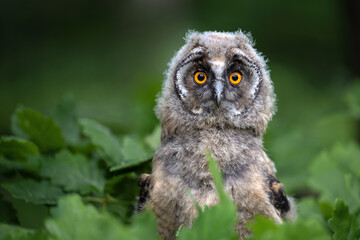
155 128 267 192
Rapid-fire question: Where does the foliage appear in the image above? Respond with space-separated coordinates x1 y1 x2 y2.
308 143 360 213
39 150 105 194
0 101 160 239
0 82 360 239
11 107 66 152
2 180 64 205
328 200 360 240
44 195 157 240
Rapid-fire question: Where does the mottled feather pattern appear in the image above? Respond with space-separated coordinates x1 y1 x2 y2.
138 30 296 240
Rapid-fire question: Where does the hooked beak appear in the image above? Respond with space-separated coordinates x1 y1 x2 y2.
213 80 224 108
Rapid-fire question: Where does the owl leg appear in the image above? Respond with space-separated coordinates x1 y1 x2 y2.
234 202 280 240
229 174 285 239
235 216 252 240
149 173 189 240
152 199 181 240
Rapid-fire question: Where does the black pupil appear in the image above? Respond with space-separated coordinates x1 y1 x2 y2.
197 73 205 81
232 74 238 81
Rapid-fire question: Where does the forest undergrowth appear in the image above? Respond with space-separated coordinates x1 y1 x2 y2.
0 81 359 240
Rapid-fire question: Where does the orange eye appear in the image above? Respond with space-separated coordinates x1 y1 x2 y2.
229 72 242 85
194 71 207 84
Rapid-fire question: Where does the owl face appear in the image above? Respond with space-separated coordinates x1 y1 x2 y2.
157 31 275 138
174 33 262 116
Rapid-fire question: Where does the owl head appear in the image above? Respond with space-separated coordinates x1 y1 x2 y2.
156 31 276 140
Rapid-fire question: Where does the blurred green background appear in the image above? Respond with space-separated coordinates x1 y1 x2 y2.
1 0 359 195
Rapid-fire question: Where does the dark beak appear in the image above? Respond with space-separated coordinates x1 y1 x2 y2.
215 93 221 108
213 80 224 108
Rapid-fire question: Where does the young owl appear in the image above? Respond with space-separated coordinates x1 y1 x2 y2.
137 30 296 240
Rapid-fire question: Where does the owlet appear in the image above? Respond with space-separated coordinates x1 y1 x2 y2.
137 30 296 240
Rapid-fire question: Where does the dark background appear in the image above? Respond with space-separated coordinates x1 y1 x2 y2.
1 0 359 194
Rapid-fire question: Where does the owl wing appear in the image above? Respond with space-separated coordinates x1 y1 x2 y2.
136 173 151 212
265 174 296 220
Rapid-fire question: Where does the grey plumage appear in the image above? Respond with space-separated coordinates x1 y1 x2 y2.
138 30 296 240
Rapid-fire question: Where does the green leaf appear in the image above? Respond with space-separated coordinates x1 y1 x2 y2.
2 179 64 205
79 118 153 170
0 224 46 240
0 136 39 160
248 216 277 239
53 94 81 145
110 136 153 171
11 107 66 152
0 195 17 224
79 118 122 166
248 216 331 240
177 202 238 240
10 200 49 229
296 198 323 222
130 209 158 240
331 143 360 176
319 201 334 221
104 173 139 222
104 173 138 197
40 150 105 194
177 153 237 240
328 199 360 240
45 195 133 240
206 152 227 202
266 110 356 193
0 155 40 172
0 137 40 172
309 143 360 212
2 190 50 229
145 125 161 151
